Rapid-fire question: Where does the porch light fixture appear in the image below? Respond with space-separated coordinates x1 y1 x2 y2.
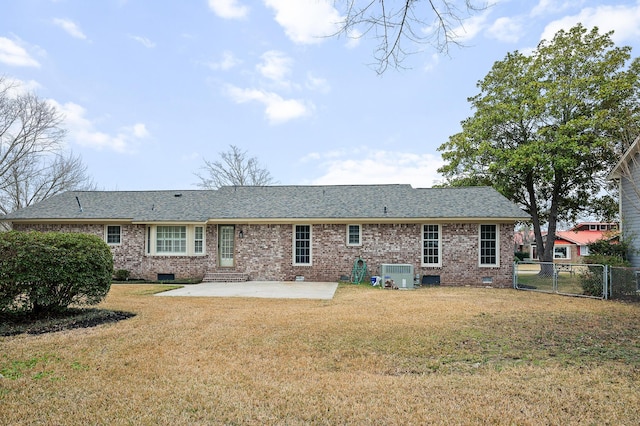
239 229 244 238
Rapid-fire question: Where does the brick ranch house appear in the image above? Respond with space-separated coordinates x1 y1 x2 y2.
2 184 530 288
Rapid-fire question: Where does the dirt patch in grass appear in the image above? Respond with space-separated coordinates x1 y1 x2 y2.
0 285 179 337
0 308 136 337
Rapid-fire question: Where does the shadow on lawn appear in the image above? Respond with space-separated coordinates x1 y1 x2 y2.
0 308 136 337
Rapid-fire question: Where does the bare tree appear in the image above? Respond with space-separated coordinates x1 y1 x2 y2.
0 77 66 183
335 0 489 74
0 77 95 222
195 145 276 189
0 152 96 216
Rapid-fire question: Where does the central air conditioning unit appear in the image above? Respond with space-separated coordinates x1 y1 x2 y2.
380 264 414 289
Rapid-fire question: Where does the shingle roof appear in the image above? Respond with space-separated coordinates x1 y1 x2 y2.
3 185 530 222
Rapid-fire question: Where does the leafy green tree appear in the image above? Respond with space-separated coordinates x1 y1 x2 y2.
437 24 640 262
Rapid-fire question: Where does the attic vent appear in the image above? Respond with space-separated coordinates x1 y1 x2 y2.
174 193 182 197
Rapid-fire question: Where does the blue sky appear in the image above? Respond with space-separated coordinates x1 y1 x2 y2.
1 0 640 190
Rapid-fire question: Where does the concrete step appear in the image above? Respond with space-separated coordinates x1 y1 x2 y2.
202 272 249 283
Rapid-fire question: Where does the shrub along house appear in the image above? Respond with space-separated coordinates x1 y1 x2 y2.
2 184 530 287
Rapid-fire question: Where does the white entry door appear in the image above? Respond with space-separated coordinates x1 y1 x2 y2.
218 225 235 267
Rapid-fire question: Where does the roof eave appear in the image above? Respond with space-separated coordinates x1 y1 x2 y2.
609 134 640 180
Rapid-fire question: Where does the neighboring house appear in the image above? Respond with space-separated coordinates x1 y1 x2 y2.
2 185 530 288
531 223 618 263
514 228 535 255
610 134 640 267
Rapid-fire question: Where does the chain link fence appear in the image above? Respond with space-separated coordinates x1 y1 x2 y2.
514 262 606 299
609 266 640 301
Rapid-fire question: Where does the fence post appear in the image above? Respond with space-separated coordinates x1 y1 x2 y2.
603 264 609 300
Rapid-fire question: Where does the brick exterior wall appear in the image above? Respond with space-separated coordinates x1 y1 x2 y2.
14 222 515 287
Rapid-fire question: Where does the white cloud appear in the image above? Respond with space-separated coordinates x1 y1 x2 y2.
423 53 440 72
345 28 362 49
531 0 580 17
257 50 292 82
52 18 87 40
208 51 241 71
0 37 40 67
180 151 200 162
263 0 342 44
0 77 41 98
540 3 640 45
51 100 149 153
305 72 330 93
306 148 444 187
448 9 492 43
487 16 524 43
131 123 150 138
130 35 156 48
225 85 312 124
208 0 249 19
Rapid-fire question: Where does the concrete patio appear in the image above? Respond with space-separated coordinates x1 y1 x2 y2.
155 281 339 300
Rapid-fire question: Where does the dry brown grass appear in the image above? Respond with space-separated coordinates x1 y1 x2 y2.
2 284 640 425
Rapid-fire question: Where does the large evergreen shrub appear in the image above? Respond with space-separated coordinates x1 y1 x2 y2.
0 231 113 314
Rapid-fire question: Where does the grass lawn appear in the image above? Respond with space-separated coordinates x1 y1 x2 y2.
1 284 640 425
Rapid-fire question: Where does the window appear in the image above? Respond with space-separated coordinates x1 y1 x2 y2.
106 225 121 245
347 224 361 246
145 225 206 256
422 224 441 266
294 225 311 265
554 246 570 259
194 226 204 254
157 226 186 253
479 224 499 266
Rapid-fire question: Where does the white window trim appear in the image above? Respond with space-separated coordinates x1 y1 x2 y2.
292 224 312 266
194 226 204 254
478 224 500 267
553 245 571 260
105 225 122 246
146 224 206 256
422 224 442 267
346 224 362 247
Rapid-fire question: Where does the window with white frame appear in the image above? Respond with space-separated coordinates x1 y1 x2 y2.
146 225 205 256
157 226 186 253
554 246 570 259
347 224 361 246
194 226 204 254
479 224 499 266
294 225 311 265
105 225 121 245
422 224 441 266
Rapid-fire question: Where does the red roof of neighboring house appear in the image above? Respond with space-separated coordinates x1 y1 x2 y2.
542 222 619 246
554 230 610 246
